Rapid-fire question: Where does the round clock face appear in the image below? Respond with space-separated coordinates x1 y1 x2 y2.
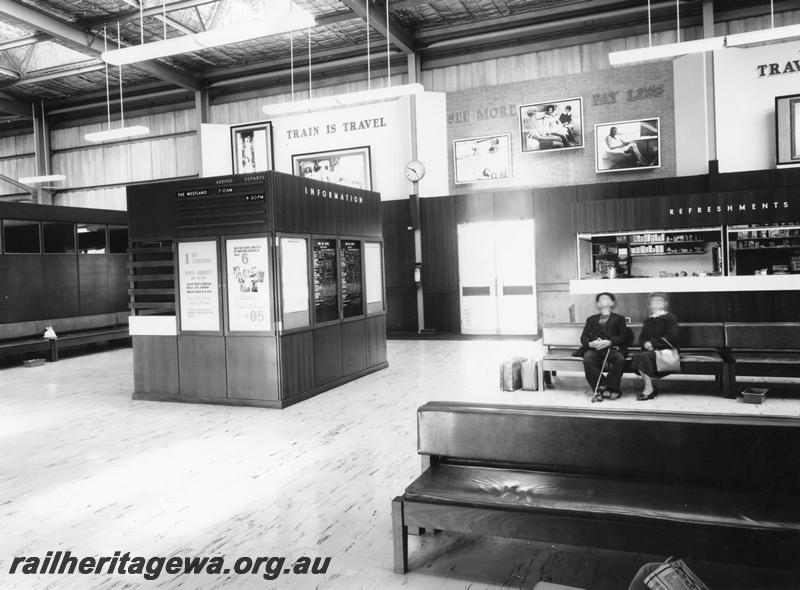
405 160 425 182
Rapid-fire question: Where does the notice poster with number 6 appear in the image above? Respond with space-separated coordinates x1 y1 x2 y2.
226 237 271 332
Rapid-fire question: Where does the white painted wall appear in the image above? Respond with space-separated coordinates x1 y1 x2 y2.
673 53 710 176
201 92 449 200
714 39 800 173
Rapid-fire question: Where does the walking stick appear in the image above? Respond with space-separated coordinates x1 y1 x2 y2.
592 346 612 403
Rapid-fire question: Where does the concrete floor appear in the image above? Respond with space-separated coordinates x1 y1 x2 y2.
1 340 798 589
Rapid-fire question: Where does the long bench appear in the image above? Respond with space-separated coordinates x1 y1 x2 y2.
0 312 130 363
542 322 733 397
725 323 800 391
392 402 800 574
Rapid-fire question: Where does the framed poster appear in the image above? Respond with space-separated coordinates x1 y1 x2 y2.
280 236 310 330
340 240 363 318
292 146 372 190
775 94 800 166
313 238 339 324
364 242 384 314
519 97 584 152
595 118 660 173
178 240 220 332
225 237 270 332
231 122 274 174
453 134 512 184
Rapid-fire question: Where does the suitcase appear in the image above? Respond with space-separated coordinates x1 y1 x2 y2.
521 359 538 391
499 357 524 391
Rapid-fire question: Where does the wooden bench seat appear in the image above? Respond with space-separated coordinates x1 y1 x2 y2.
725 323 800 391
0 313 130 363
542 322 733 397
392 402 800 575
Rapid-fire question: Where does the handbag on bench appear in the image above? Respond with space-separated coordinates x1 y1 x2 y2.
655 338 681 373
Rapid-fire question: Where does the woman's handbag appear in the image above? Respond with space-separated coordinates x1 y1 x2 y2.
655 338 681 373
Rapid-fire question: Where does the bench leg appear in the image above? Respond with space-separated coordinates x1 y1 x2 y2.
49 340 58 362
392 496 408 574
543 370 553 388
723 364 737 399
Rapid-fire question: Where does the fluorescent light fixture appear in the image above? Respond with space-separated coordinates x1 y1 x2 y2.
18 174 66 184
609 36 726 65
262 83 425 117
726 23 800 47
102 10 315 66
84 125 150 143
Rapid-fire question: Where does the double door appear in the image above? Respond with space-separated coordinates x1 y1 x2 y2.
457 219 537 335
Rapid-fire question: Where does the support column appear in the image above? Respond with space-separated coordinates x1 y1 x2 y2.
703 0 717 165
407 52 425 333
194 87 210 176
32 103 52 204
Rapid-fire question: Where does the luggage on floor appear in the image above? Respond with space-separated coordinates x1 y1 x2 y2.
521 359 538 391
499 357 524 391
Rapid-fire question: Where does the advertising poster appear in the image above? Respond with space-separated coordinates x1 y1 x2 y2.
178 240 220 332
226 238 271 332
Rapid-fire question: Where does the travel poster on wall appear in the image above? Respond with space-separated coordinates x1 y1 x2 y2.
178 240 220 332
226 237 271 332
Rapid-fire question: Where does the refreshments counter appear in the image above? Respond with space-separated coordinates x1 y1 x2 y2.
569 190 800 294
126 172 387 409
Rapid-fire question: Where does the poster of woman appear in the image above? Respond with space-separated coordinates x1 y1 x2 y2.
231 122 274 174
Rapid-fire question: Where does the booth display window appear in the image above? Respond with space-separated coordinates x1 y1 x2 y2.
177 240 221 333
313 238 339 324
279 236 311 331
341 240 363 319
43 222 75 254
225 237 272 332
3 219 41 253
364 242 384 315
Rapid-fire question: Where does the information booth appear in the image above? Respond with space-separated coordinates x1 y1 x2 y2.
126 172 387 408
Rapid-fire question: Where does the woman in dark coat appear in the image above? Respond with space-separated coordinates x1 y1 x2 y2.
631 292 680 401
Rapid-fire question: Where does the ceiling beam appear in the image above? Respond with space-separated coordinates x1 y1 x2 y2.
0 96 31 117
81 0 219 27
0 0 201 90
338 0 417 54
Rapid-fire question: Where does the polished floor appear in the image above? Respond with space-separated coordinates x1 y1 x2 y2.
1 340 798 590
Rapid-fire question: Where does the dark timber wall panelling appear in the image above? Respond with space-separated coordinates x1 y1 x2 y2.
381 200 417 331
420 195 459 333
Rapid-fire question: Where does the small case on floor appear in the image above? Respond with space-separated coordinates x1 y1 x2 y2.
521 359 538 391
499 357 524 391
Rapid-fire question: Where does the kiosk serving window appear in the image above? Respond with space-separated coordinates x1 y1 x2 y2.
43 221 76 254
77 223 107 254
728 223 800 276
280 236 310 330
178 240 221 332
341 240 363 318
4 219 40 253
313 238 339 324
364 242 384 314
225 237 271 332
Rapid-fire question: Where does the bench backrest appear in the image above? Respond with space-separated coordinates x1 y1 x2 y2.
543 322 725 349
417 402 800 493
35 313 120 335
0 321 39 340
725 322 800 350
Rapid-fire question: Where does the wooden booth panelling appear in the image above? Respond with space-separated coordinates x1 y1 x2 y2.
381 200 417 332
127 171 387 409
